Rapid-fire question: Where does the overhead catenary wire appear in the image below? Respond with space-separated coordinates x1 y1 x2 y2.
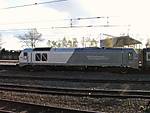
0 24 130 32
1 0 67 10
51 25 128 29
64 16 106 21
0 16 110 26
0 14 120 29
0 16 129 31
0 15 130 33
0 28 34 32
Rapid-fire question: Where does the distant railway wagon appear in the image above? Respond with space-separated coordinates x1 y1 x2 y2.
19 47 139 72
0 49 20 60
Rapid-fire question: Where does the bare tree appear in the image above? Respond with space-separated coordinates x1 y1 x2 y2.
81 37 90 47
47 40 58 48
89 38 98 47
17 28 43 48
81 37 98 47
47 40 61 48
47 38 78 48
62 37 68 47
72 38 78 47
47 40 53 47
81 37 85 47
67 40 72 47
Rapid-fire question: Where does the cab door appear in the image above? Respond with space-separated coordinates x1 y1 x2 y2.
125 49 138 69
122 49 134 67
19 51 32 64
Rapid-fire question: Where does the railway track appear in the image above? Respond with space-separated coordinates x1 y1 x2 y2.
0 84 150 99
0 99 99 113
0 75 150 84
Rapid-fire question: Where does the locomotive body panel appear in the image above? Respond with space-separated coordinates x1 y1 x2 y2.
19 47 139 69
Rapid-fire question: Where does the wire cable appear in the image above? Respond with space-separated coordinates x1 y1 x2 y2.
0 24 129 32
0 16 109 26
64 16 106 20
51 25 129 29
2 0 67 10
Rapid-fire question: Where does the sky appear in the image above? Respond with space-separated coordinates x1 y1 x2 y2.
0 0 150 50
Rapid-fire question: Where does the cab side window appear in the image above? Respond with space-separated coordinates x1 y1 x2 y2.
128 52 133 60
35 53 41 61
42 53 47 61
23 52 28 57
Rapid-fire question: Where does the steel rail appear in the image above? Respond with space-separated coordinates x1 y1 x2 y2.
0 75 150 84
0 84 150 99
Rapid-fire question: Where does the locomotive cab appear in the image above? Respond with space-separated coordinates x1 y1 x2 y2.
141 48 150 70
19 48 33 67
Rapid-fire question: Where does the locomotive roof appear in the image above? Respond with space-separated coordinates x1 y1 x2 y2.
25 47 134 52
23 48 33 52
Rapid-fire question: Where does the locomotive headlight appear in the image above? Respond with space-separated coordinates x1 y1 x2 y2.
139 61 142 66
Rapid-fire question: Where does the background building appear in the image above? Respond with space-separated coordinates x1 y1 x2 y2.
100 35 142 49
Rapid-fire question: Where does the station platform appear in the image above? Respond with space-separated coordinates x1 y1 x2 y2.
0 60 19 65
